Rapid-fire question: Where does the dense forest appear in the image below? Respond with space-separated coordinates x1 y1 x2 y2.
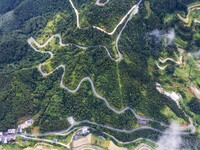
0 0 200 147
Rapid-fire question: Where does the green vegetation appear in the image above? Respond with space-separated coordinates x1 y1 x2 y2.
1 0 200 147
0 137 67 150
147 4 200 148
176 2 200 51
73 0 137 30
0 137 36 150
188 98 200 114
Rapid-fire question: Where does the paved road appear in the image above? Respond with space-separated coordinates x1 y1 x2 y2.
23 118 192 138
26 0 195 146
27 0 170 128
69 0 80 28
28 38 170 128
93 0 142 35
27 0 195 137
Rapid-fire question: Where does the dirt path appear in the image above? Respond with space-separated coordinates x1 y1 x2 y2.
177 3 200 24
159 56 182 65
156 61 168 70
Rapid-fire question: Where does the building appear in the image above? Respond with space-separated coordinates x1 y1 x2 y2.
138 119 147 125
0 132 3 136
26 119 33 124
2 137 7 144
67 116 75 125
17 128 22 134
81 127 89 135
18 119 34 129
53 138 58 144
132 5 139 15
22 137 28 141
7 129 16 134
156 83 180 106
164 91 180 105
73 135 78 140
7 136 16 143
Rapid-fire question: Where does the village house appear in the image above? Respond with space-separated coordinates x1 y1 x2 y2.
0 137 15 144
2 137 7 144
138 119 148 125
67 116 76 125
81 126 89 135
164 91 180 106
22 137 28 142
155 82 180 106
7 129 16 134
17 127 23 134
18 119 34 129
53 138 58 144
7 136 16 143
73 127 90 140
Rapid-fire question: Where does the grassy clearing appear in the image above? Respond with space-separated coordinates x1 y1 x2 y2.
161 106 187 124
76 0 137 32
144 1 152 18
147 31 200 127
174 37 188 48
91 135 110 148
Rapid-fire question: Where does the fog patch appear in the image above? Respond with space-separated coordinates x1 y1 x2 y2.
149 29 175 45
156 122 182 150
149 29 163 41
165 29 175 45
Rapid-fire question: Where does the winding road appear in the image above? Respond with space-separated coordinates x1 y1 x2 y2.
26 0 195 147
93 0 142 35
156 55 182 70
28 33 170 130
159 56 182 65
23 119 193 139
70 0 142 35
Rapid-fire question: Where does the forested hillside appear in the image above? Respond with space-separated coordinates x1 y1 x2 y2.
0 0 199 147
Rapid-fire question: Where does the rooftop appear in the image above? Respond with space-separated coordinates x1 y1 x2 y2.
67 116 76 125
